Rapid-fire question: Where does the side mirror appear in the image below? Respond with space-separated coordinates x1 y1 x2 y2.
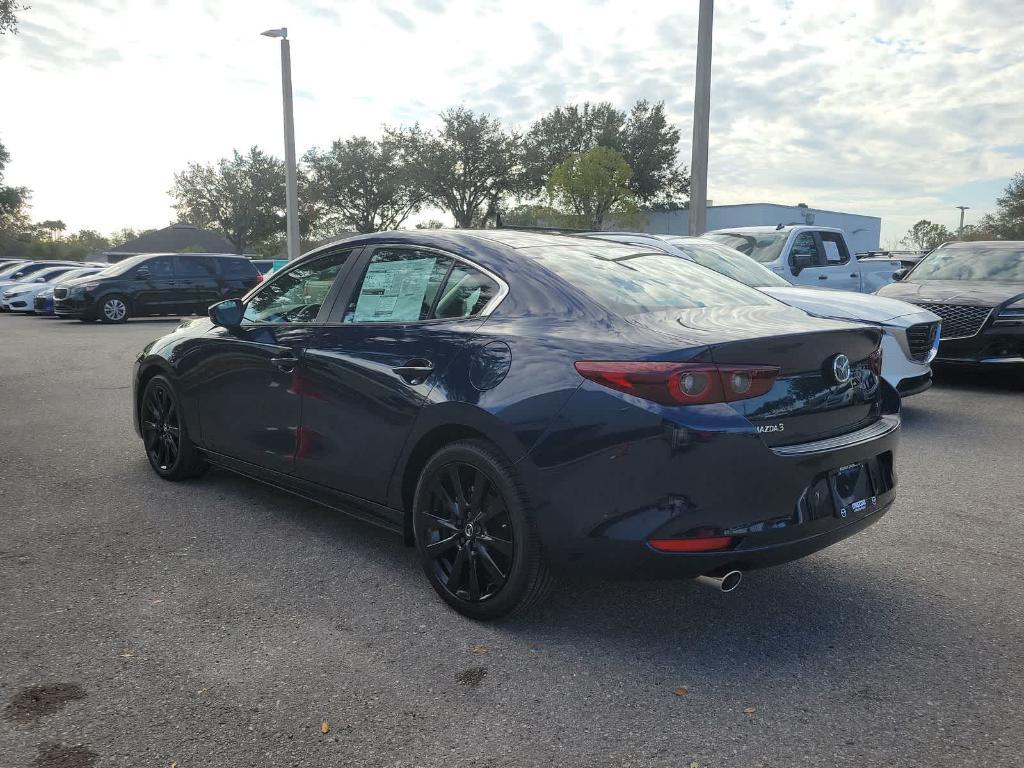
209 298 244 327
892 268 908 281
135 266 151 279
790 252 814 275
34 276 46 282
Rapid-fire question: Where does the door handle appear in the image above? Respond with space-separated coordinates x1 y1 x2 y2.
849 273 857 278
818 275 828 280
271 356 298 373
393 359 434 384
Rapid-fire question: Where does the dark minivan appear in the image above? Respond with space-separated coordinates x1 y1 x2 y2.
54 253 261 323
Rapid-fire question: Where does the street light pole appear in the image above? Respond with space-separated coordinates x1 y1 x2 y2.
262 27 301 261
688 0 714 236
955 205 969 239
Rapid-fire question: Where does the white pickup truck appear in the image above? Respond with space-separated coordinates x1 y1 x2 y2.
703 225 902 293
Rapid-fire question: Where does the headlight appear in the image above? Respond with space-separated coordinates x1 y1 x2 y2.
4 289 27 299
39 288 54 298
995 299 1024 326
79 282 100 291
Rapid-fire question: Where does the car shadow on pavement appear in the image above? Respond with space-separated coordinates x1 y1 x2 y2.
930 364 1022 393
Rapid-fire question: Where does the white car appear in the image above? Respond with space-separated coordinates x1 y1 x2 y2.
584 233 942 396
1 266 102 313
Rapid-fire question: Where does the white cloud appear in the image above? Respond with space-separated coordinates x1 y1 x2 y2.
1 0 1022 243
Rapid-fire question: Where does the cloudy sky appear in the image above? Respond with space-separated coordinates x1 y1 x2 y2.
2 0 1023 245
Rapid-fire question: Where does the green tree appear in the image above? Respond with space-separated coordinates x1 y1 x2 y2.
545 147 640 230
170 147 285 254
415 219 446 229
526 100 688 206
395 107 529 228
1 1 27 35
901 219 954 251
974 172 1024 240
38 219 66 240
303 135 425 234
0 139 31 245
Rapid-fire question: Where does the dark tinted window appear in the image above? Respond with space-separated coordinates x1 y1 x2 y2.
790 233 823 267
343 248 454 323
141 257 174 278
174 256 218 278
433 263 500 318
243 249 352 324
911 245 1024 281
220 258 259 277
526 242 773 314
666 238 790 287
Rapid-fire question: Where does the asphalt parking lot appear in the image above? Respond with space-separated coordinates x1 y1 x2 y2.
1 315 1022 768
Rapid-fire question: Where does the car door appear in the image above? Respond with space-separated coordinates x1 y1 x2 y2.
189 247 358 474
131 257 177 313
293 245 503 506
173 256 220 314
818 231 861 291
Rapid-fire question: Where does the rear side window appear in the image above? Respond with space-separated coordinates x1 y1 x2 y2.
525 242 773 315
343 248 453 323
433 263 500 319
174 257 218 278
819 232 850 264
220 258 259 277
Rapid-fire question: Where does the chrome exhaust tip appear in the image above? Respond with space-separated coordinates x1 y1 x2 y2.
695 570 742 593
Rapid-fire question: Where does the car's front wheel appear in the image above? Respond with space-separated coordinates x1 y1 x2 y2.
99 294 130 323
140 374 208 480
412 440 551 620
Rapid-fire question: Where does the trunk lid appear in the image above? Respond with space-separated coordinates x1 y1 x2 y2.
630 305 884 446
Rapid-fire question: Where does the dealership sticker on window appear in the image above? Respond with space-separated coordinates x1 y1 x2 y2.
354 257 436 322
823 240 842 263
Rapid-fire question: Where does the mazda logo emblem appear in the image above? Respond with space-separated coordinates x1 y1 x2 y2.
831 354 851 384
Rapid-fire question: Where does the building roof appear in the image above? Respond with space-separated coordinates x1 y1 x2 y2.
104 224 234 257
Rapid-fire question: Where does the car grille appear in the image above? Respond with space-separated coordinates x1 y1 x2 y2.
54 288 68 299
905 322 939 362
913 304 992 340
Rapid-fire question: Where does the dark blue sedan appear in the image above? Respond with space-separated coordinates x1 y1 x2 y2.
132 230 900 619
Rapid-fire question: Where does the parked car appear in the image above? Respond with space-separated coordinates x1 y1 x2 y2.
876 240 1024 368
0 260 85 290
30 267 107 315
585 233 941 396
0 265 86 312
54 253 261 323
704 225 903 293
0 258 29 271
132 231 900 619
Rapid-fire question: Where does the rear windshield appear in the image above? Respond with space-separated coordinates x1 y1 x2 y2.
524 242 774 315
910 245 1024 281
666 238 791 288
703 231 790 264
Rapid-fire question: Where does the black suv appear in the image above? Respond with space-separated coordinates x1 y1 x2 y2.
54 253 262 323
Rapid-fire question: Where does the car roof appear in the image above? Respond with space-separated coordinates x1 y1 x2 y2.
940 240 1023 249
706 225 844 235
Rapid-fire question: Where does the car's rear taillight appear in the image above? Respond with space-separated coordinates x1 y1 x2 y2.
574 361 779 406
256 273 264 283
867 347 883 376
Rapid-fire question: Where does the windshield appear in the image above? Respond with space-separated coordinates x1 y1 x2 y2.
525 242 775 315
703 231 790 264
909 244 1024 282
666 238 791 287
56 268 102 283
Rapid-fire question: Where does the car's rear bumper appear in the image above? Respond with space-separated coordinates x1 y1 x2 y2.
522 383 901 579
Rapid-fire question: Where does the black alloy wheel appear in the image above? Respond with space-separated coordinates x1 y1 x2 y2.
140 375 207 480
413 440 551 620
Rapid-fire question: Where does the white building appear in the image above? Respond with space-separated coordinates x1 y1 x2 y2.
642 203 882 254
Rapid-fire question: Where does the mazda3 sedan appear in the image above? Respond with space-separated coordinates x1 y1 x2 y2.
132 231 900 619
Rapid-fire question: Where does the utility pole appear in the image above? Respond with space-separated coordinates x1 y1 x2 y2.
262 27 301 261
688 0 714 236
956 205 969 239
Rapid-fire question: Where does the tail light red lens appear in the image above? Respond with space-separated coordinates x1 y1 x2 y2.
649 536 736 553
256 273 265 283
574 361 779 406
867 347 883 376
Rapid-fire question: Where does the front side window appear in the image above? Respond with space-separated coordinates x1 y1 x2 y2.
142 258 174 279
343 248 454 323
242 250 351 324
789 233 823 268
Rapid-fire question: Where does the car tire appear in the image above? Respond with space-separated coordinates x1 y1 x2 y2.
139 374 208 481
412 439 552 620
99 294 130 323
